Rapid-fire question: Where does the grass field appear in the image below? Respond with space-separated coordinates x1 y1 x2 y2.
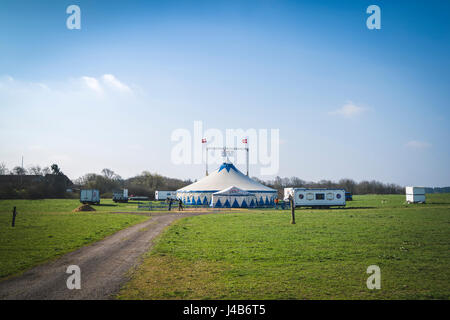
117 194 450 300
0 199 149 279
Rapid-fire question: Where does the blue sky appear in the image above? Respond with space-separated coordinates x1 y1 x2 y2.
0 0 449 186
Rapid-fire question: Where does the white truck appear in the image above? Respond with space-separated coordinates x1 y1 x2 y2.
80 189 100 205
113 189 128 203
284 188 346 208
405 186 426 203
155 190 177 201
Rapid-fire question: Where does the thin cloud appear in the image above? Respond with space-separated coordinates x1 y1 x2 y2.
329 101 368 118
81 74 132 94
405 140 431 149
102 74 131 92
82 76 103 93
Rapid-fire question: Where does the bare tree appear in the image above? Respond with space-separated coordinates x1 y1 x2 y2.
0 162 8 175
12 166 27 175
29 165 43 176
101 168 116 180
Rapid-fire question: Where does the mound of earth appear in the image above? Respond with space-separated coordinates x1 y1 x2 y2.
73 204 96 212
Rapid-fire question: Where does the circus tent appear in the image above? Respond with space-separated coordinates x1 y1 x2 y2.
176 162 277 206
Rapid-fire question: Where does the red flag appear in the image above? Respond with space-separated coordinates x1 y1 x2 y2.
202 138 207 143
242 138 247 144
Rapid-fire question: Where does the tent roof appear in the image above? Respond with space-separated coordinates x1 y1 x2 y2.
177 162 276 193
213 186 254 196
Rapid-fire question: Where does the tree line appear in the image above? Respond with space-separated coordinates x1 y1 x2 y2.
2 162 446 200
73 169 192 199
253 176 405 198
0 163 193 200
0 163 72 199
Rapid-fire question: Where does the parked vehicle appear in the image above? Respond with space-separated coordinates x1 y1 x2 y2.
155 190 177 201
284 188 346 208
405 186 426 203
113 189 128 203
80 189 100 205
345 192 353 201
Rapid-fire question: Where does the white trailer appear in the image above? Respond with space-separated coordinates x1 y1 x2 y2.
80 189 100 205
405 186 426 204
284 188 346 208
113 189 128 203
155 191 177 201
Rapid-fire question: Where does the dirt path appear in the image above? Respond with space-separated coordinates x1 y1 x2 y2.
0 211 214 300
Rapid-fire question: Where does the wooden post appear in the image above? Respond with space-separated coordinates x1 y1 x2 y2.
12 207 17 227
289 196 295 224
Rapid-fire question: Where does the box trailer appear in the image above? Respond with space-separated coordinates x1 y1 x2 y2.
80 189 100 205
405 186 425 203
284 188 346 208
155 191 177 201
113 189 128 203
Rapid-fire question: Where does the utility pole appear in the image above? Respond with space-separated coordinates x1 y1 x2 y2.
20 156 24 185
206 148 208 176
242 137 249 176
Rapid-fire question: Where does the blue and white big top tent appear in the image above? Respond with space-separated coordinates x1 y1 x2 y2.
176 162 277 207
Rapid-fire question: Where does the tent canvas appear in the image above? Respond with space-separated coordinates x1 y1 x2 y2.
211 186 257 208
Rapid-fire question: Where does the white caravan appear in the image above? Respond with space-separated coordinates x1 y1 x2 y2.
284 188 346 208
405 187 426 204
155 190 177 201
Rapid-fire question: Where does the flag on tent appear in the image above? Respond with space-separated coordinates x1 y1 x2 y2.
242 138 247 144
202 138 207 143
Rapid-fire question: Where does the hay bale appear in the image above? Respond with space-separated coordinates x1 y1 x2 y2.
73 204 96 212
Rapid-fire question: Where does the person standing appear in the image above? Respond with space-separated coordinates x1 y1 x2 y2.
178 199 183 211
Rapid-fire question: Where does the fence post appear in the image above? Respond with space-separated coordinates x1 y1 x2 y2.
289 196 295 224
12 207 17 227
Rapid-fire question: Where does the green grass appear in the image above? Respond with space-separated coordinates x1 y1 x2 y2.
0 198 149 214
0 199 149 279
118 194 450 300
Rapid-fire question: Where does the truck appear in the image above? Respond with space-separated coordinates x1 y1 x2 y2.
113 189 128 203
80 189 100 205
405 186 426 204
284 188 346 208
155 190 177 201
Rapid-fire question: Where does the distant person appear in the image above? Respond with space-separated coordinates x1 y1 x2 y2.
168 198 173 211
178 199 183 211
